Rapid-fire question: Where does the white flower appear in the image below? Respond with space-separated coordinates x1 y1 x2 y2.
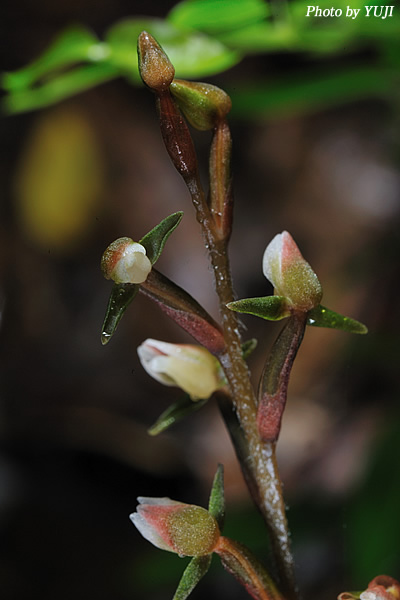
101 237 152 284
137 339 225 400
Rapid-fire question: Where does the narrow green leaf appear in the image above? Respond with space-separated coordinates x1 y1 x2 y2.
228 67 394 120
148 395 208 436
241 338 258 360
4 63 118 114
307 304 368 334
173 555 212 600
168 0 269 34
140 212 183 265
101 283 139 345
3 26 101 93
208 464 225 530
227 296 290 321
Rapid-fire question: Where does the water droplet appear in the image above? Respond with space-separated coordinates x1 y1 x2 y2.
101 332 111 345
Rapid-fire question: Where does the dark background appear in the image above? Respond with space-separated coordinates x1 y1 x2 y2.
1 1 400 599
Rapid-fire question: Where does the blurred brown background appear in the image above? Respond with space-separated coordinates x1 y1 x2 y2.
1 1 399 599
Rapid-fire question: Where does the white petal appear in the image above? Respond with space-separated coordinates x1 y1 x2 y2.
137 346 176 386
114 242 152 283
130 512 173 552
262 232 284 289
137 497 182 506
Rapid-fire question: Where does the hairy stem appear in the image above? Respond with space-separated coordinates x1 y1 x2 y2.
152 77 297 598
186 173 297 599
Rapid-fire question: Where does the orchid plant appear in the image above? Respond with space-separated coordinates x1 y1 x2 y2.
4 2 398 595
95 30 396 600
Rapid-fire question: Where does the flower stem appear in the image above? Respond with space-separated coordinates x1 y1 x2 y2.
184 174 298 599
215 536 285 600
153 77 298 599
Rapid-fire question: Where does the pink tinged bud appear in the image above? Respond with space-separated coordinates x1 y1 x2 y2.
263 231 322 312
101 238 152 284
130 497 220 557
137 339 225 400
361 577 400 600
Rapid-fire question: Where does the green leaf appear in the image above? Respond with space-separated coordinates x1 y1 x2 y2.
107 18 240 80
307 304 368 334
4 63 118 114
228 67 394 120
208 464 225 530
173 555 212 600
241 338 258 360
227 296 290 321
140 212 183 265
168 0 269 34
101 283 139 345
3 26 101 93
148 394 208 436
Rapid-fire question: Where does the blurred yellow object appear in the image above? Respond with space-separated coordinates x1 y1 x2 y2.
14 106 104 253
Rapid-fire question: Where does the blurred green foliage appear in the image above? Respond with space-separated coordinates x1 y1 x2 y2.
3 0 400 116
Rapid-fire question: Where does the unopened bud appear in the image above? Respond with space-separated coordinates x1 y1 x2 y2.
131 497 220 557
361 576 400 600
170 79 232 131
101 237 152 284
137 31 175 92
263 231 322 312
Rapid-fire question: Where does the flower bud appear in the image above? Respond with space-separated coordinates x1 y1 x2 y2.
131 497 221 557
137 31 175 92
101 237 152 284
361 576 400 600
263 231 322 312
338 577 400 600
170 79 232 131
137 339 225 400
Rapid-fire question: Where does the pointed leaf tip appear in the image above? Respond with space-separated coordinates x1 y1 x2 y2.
140 211 184 265
101 283 139 343
208 464 225 530
227 296 290 321
307 305 368 334
148 395 208 436
173 555 212 600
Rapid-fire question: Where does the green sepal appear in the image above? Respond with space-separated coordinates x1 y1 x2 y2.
140 211 183 265
148 394 208 436
227 296 290 321
173 555 212 600
170 80 231 131
101 283 138 345
241 338 258 360
307 304 368 334
208 464 225 530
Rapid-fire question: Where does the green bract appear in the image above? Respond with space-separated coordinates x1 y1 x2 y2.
173 555 213 600
140 212 183 265
208 464 225 530
101 212 183 344
307 305 368 334
227 296 290 321
171 464 225 600
148 395 209 436
171 79 232 130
